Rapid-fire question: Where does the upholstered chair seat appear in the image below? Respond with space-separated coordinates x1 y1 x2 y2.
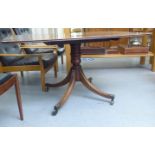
0 44 23 66
24 48 53 54
0 44 56 67
0 73 12 85
11 52 57 69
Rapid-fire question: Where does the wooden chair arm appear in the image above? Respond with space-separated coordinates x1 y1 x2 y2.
0 53 57 68
0 53 43 58
20 44 57 49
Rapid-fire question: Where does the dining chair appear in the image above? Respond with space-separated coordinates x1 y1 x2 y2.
0 43 57 92
0 28 57 92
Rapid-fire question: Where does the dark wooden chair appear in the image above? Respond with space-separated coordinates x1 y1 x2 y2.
0 73 23 120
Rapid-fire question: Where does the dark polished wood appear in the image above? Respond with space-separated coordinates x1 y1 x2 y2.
0 31 151 115
46 43 114 115
0 31 151 45
0 74 23 120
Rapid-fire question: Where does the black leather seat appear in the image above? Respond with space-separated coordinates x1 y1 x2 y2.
0 73 12 85
0 44 23 66
0 44 57 68
11 53 57 69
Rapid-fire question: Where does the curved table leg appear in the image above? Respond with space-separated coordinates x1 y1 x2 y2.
80 69 115 105
52 74 76 116
79 68 93 83
46 69 72 88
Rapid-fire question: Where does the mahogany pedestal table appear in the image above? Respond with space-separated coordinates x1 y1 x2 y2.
1 31 150 116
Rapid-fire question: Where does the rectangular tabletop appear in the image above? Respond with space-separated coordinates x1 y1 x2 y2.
0 31 152 45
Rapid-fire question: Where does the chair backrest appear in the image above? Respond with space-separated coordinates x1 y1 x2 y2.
13 28 32 35
0 28 23 66
13 28 64 54
0 28 12 39
12 28 37 54
0 73 12 85
0 44 22 66
0 28 12 40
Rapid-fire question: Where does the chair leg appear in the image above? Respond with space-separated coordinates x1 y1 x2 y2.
54 62 58 78
151 55 155 72
140 57 146 65
20 71 24 78
56 58 59 72
40 71 46 92
14 75 24 120
61 54 64 64
150 56 153 64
